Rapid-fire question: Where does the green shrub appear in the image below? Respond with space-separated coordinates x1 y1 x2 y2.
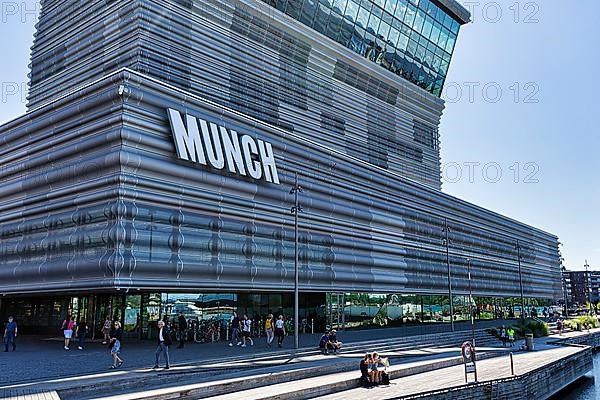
511 318 549 338
564 315 598 330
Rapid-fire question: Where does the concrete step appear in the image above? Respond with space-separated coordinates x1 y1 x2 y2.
60 328 503 399
105 349 508 400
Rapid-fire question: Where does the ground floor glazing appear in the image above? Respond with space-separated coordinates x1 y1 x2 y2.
0 292 553 338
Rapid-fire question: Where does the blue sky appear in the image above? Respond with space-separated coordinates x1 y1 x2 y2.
439 1 600 270
0 1 598 270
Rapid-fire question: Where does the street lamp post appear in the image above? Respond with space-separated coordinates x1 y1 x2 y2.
584 260 590 307
515 240 525 319
443 218 454 332
290 172 303 350
561 266 569 317
467 258 475 346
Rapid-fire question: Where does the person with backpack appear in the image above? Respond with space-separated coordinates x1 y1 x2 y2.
264 314 275 347
109 321 124 369
153 320 172 370
102 316 112 345
228 312 241 347
4 316 17 352
275 315 286 348
62 315 75 350
241 314 254 347
76 319 88 350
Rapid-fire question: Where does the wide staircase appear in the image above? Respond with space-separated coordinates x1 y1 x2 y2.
63 328 504 400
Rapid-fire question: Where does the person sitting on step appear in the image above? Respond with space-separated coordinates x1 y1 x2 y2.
319 331 334 355
328 329 342 354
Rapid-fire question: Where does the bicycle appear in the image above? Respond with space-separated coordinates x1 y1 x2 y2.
194 318 222 343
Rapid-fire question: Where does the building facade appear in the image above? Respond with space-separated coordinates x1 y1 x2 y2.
563 269 600 306
0 0 561 337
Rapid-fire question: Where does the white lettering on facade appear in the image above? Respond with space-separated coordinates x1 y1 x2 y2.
168 109 280 184
257 140 280 184
241 135 262 180
167 109 206 165
200 120 225 170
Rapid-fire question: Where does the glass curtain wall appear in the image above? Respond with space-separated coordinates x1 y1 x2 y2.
328 292 554 330
263 0 461 95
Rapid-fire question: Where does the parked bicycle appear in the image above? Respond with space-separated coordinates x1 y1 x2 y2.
193 318 222 343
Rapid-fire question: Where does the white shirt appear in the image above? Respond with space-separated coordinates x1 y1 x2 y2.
159 328 164 342
275 319 284 329
242 319 251 332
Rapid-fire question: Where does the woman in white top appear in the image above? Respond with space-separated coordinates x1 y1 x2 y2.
274 315 286 348
241 315 254 347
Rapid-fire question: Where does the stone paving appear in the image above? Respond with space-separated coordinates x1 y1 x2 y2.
0 319 503 386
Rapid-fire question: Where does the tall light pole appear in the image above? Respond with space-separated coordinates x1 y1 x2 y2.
515 240 525 319
561 265 569 317
289 172 303 350
467 258 475 346
584 260 590 309
443 218 454 332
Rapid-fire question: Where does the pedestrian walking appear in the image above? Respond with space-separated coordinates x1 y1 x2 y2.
264 314 274 347
109 321 124 369
102 316 112 345
76 319 88 350
507 327 515 347
153 320 171 370
228 312 241 347
4 316 17 352
241 314 253 347
275 315 286 348
177 312 187 349
62 315 75 350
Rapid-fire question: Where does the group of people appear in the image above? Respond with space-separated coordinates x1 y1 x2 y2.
359 352 389 385
228 312 287 348
318 329 343 355
61 315 89 350
498 325 516 347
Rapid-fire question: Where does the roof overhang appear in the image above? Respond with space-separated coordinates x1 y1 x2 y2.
433 0 471 25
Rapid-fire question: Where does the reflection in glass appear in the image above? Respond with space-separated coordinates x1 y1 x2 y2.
260 0 463 96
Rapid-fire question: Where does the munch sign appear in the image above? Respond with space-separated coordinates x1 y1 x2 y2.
167 109 280 184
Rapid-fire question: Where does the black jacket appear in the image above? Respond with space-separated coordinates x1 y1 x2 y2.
111 327 123 342
178 315 188 331
158 328 172 346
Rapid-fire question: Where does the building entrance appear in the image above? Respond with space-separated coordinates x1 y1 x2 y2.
327 293 345 330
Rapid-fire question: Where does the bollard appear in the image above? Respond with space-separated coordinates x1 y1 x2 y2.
311 319 314 335
510 352 515 375
226 322 229 341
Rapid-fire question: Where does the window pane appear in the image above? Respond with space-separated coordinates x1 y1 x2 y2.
356 6 369 28
404 3 416 26
345 0 359 21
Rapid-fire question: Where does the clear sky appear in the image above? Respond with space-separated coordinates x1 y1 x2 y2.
440 0 600 271
0 1 598 270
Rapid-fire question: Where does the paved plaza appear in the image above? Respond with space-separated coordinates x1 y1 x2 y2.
0 320 503 386
2 320 589 400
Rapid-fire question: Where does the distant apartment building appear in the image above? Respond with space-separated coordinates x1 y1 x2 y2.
563 268 600 305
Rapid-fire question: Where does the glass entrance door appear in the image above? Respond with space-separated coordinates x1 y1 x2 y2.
123 295 141 339
326 293 345 330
